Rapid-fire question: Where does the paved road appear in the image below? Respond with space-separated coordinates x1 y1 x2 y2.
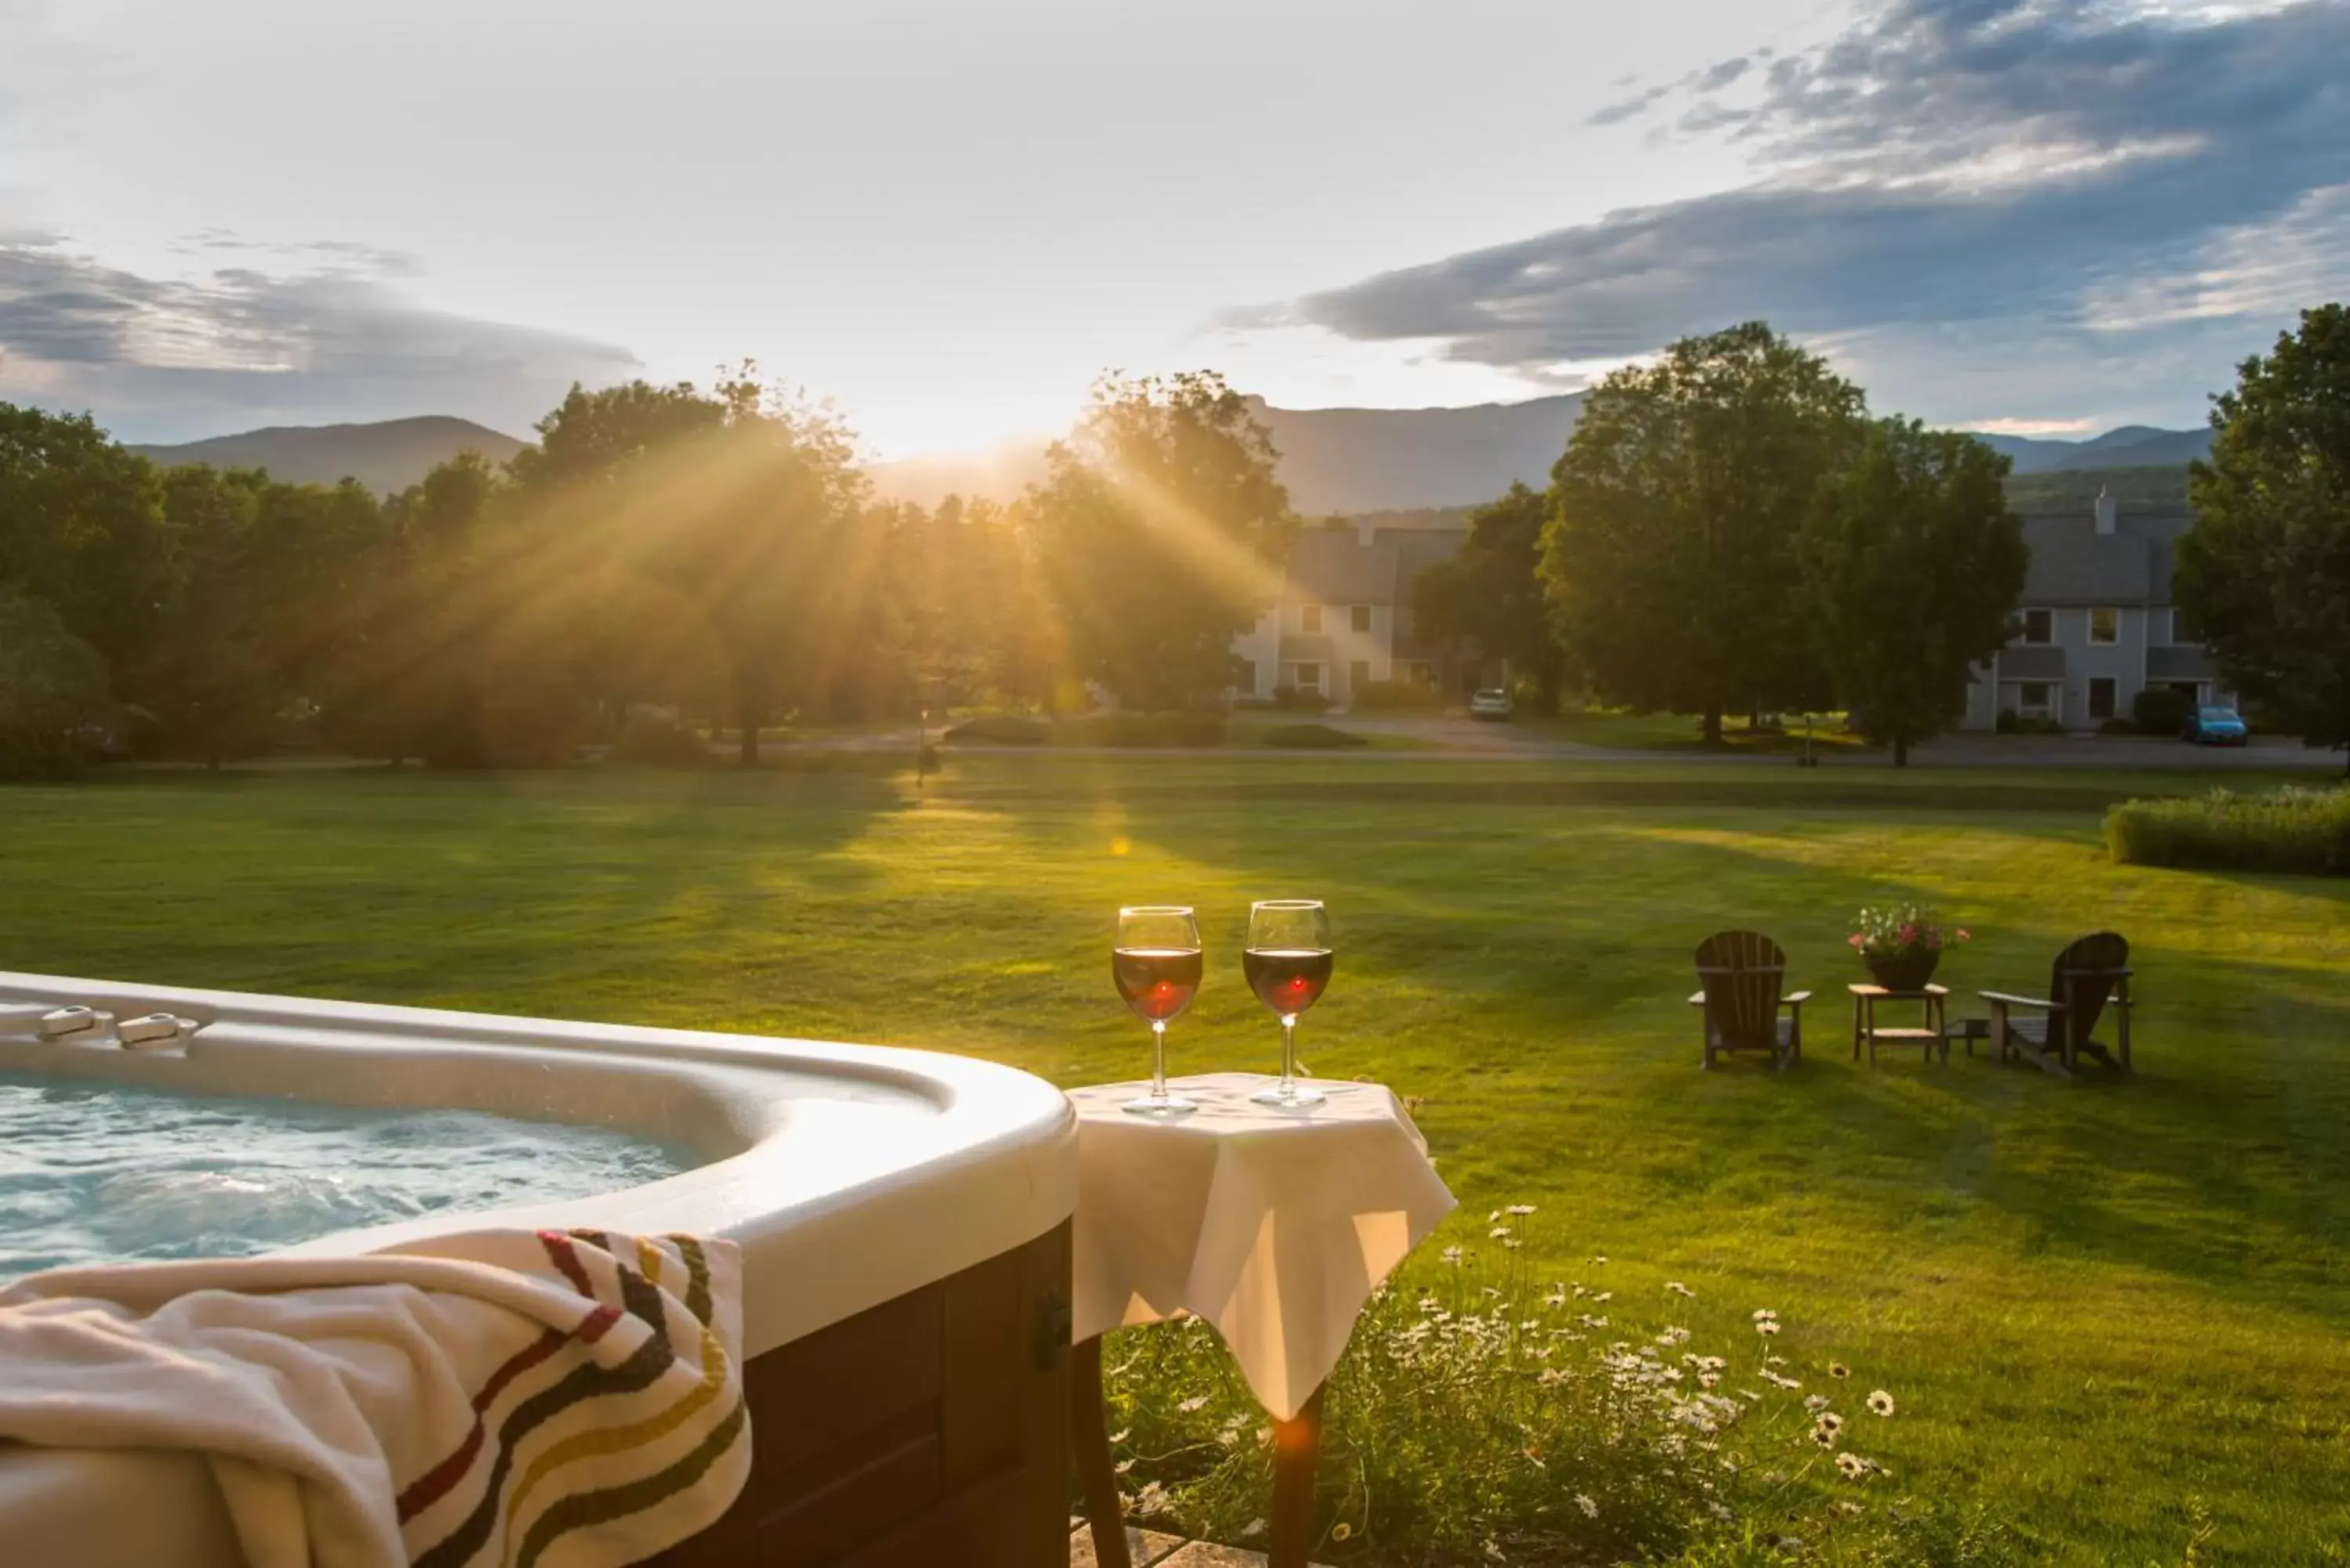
793 720 2346 771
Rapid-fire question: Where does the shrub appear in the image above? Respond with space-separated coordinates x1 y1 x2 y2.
2132 686 2192 735
1271 685 1332 713
942 715 1050 746
2105 786 2350 875
1993 708 2017 734
606 714 716 768
1352 680 1444 712
1260 723 1369 750
2097 717 2137 736
1101 1216 2002 1566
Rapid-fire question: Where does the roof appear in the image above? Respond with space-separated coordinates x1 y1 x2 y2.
2147 645 2217 680
1286 529 1397 605
1996 647 2067 680
2019 507 2193 605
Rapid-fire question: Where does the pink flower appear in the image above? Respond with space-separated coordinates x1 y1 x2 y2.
1955 928 1972 941
1898 923 1918 945
1848 934 1865 948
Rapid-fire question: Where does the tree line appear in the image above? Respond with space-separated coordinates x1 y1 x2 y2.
0 365 1295 775
4 308 2341 776
1414 309 2350 767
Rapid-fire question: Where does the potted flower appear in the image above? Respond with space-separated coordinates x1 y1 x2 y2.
1848 903 1969 991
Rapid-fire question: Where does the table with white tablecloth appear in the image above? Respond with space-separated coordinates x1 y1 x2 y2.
1065 1074 1455 1568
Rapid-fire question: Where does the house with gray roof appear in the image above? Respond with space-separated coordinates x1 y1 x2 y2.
1961 489 2229 731
1229 518 1473 704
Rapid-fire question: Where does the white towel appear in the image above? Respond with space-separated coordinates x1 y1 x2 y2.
0 1230 750 1568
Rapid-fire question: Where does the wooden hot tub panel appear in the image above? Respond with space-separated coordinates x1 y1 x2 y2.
651 1220 1073 1567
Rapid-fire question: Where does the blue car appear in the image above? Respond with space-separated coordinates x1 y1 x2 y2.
2182 704 2249 746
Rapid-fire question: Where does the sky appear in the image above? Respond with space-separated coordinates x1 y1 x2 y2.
2 0 2345 457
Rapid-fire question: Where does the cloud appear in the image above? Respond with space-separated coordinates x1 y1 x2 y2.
1258 0 2350 425
0 236 638 442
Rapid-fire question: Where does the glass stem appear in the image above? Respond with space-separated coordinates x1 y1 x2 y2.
1151 1021 1169 1103
1279 1015 1298 1097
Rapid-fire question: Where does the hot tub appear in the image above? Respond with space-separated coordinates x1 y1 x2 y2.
0 970 1079 1568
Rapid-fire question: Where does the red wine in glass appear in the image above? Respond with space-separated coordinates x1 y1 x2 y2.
1246 901 1332 1107
1242 947 1332 1017
1114 907 1202 1115
1114 947 1204 1023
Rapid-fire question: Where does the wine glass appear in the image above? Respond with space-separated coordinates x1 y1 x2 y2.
1244 899 1332 1107
1113 905 1202 1116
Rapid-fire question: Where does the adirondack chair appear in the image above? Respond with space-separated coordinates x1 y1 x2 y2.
1687 930 1809 1071
1979 931 2133 1078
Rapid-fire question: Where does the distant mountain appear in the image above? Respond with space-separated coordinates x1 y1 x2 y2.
1971 424 2211 475
2005 464 2192 514
867 395 1584 515
126 416 528 495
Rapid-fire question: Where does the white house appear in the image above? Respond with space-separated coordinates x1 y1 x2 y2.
1961 489 2230 731
1229 518 1473 705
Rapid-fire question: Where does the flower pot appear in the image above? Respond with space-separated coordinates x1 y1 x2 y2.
1864 951 1940 992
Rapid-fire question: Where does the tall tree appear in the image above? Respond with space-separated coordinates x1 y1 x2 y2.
1030 372 1294 710
2175 303 2350 772
1411 483 1566 708
0 586 111 778
1541 323 1862 742
0 403 175 670
1800 420 2027 766
126 467 282 768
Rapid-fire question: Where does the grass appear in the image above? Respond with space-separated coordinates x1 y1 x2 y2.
4 757 2348 1563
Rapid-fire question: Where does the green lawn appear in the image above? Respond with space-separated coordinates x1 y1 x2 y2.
4 759 2347 1563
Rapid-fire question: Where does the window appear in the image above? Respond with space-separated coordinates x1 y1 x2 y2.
1350 603 1372 634
1300 605 1323 634
1348 659 1371 692
1292 662 1322 692
2017 681 2055 717
2015 608 2053 645
2088 607 2118 645
2088 677 2117 720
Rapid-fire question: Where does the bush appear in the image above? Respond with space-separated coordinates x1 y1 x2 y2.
1102 1214 2001 1566
1993 708 2017 734
942 715 1050 746
2106 786 2350 875
1260 723 1369 750
1271 685 1332 713
606 714 715 768
1352 680 1444 712
2097 717 2137 736
2132 686 2192 735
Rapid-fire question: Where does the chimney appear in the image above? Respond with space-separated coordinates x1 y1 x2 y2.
2094 486 2117 537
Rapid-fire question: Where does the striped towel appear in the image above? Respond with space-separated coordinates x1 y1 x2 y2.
0 1229 751 1568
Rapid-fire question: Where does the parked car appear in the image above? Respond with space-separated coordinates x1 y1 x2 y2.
2182 704 2249 746
1468 687 1514 721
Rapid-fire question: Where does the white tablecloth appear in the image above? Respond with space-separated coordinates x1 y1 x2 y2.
1068 1073 1455 1420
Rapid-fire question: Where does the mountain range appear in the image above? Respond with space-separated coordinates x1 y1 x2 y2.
121 402 2211 514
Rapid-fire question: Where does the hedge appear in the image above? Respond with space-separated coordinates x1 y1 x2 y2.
2104 786 2350 876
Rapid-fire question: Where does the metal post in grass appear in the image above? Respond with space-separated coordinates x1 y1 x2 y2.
916 707 930 790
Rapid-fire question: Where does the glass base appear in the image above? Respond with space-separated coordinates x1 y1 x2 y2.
1251 1083 1325 1108
1123 1093 1198 1117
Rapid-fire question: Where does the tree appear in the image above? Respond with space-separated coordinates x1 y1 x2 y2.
1799 420 2027 765
125 466 283 768
2175 303 2350 772
0 587 112 778
1541 323 1862 742
1031 372 1295 710
1411 483 1565 707
0 403 174 672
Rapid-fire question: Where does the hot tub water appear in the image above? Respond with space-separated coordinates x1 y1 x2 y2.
0 1073 693 1283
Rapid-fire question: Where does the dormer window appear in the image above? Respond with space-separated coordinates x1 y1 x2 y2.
1350 603 1372 634
2088 607 2119 645
1300 605 1323 634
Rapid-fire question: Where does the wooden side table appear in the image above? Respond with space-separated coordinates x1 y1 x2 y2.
1064 1075 1454 1568
1849 983 1950 1064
